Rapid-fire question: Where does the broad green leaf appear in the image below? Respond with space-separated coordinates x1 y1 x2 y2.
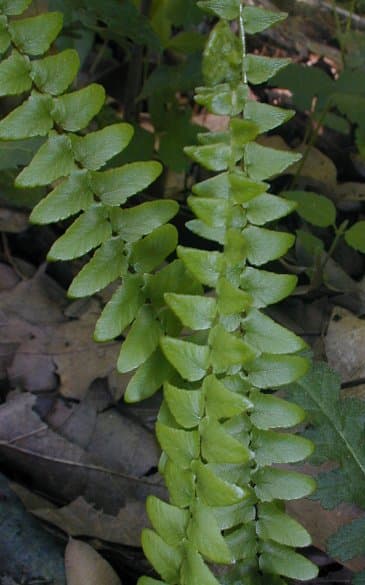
0 16 10 53
192 460 247 506
164 460 195 507
250 391 306 430
260 541 318 580
9 13 63 55
230 118 259 149
254 467 316 501
257 502 311 547
328 517 365 562
0 92 53 139
213 498 256 530
30 170 93 224
282 190 336 227
245 143 301 181
0 0 31 15
141 529 182 584
203 21 240 86
47 206 111 261
195 83 248 117
71 124 134 170
192 172 230 199
160 336 209 381
91 161 162 206
186 219 225 245
243 226 295 266
229 172 268 204
185 143 232 171
243 6 287 34
188 197 227 227
240 267 297 308
181 547 220 585
130 224 178 273
118 305 161 372
189 502 232 563
247 354 309 388
156 422 199 468
31 49 79 95
147 496 189 547
246 55 290 85
0 50 31 96
178 246 223 288
16 134 76 187
197 131 231 147
124 348 173 403
201 418 251 464
52 84 106 132
224 522 257 561
244 101 294 133
209 324 257 372
345 220 365 253
217 277 252 315
246 194 296 226
164 293 216 330
112 200 178 242
242 309 306 354
94 275 144 342
204 375 252 419
69 238 126 298
146 259 202 308
197 0 240 19
252 429 313 466
164 382 203 429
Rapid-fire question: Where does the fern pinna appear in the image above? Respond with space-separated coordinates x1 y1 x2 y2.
0 1 318 584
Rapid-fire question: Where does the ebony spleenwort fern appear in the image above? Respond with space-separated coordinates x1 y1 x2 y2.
0 1 319 583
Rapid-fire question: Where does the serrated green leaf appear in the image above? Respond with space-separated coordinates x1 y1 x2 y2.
124 348 173 403
204 375 252 419
16 134 76 187
201 418 251 464
197 0 240 19
209 324 257 372
243 226 295 266
146 260 202 308
164 459 195 507
254 467 316 501
118 305 161 372
30 170 94 224
112 200 178 242
0 50 31 96
242 309 306 354
250 391 306 430
229 172 268 204
243 6 287 34
188 197 228 227
141 529 183 584
94 275 144 342
68 238 126 298
0 92 53 139
260 541 318 580
193 460 247 506
0 0 31 15
246 55 290 85
181 547 221 585
245 143 301 181
91 161 162 206
192 172 230 199
216 277 252 315
225 522 257 561
9 13 63 55
30 49 79 95
203 20 240 85
71 123 134 170
52 84 106 132
253 429 313 466
156 422 199 468
185 143 232 172
195 83 248 117
282 190 336 227
48 206 111 261
230 119 259 150
189 501 233 563
130 224 178 273
160 336 209 381
247 354 309 388
246 194 296 226
164 382 203 429
186 219 225 244
178 246 223 287
244 101 294 133
164 293 216 330
257 502 311 548
240 267 297 308
147 496 189 548
345 220 365 253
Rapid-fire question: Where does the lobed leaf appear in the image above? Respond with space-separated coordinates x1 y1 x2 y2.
252 429 314 466
141 529 182 584
204 374 252 419
117 305 161 372
192 171 230 199
52 84 106 132
246 55 291 85
249 391 306 430
197 0 240 19
200 418 252 464
242 309 306 354
0 92 54 139
178 246 223 287
247 354 309 388
243 6 287 35
181 547 221 585
189 501 233 563
209 324 257 372
192 460 247 506
164 293 216 330
156 422 199 468
147 496 189 548
244 101 294 133
185 143 232 171
243 226 295 266
31 49 80 95
124 348 173 403
203 20 240 86
0 50 31 96
92 161 162 206
164 460 195 508
253 467 316 502
130 224 178 273
246 194 296 226
112 199 178 242
164 382 204 429
71 123 134 170
216 277 252 315
245 143 301 181
259 541 318 581
160 336 209 381
257 502 311 548
224 522 257 561
9 13 63 55
240 267 297 308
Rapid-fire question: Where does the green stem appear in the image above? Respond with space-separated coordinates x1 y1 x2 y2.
239 1 247 84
